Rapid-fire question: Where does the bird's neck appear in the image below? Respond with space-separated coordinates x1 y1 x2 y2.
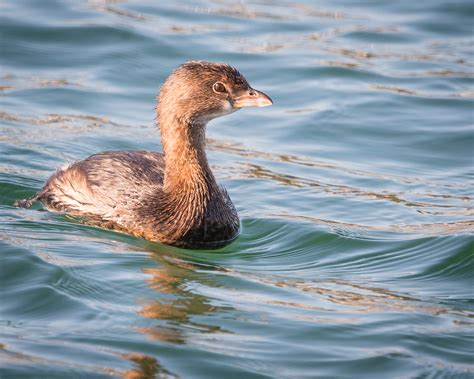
160 115 217 193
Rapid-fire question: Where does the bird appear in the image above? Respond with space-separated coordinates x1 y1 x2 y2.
15 61 273 249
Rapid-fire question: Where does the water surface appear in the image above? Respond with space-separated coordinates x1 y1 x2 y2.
1 1 473 378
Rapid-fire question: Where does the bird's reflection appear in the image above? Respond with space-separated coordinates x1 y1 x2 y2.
135 250 234 344
120 249 234 378
122 353 178 379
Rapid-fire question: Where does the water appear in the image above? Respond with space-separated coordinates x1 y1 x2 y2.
1 1 473 378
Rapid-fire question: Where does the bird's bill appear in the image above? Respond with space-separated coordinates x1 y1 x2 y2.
233 89 273 108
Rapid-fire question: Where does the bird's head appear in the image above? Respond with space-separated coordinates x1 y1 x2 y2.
157 61 272 125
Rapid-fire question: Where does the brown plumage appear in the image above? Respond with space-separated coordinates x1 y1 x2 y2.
15 61 272 249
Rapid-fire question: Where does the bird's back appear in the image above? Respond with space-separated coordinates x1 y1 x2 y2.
38 150 165 224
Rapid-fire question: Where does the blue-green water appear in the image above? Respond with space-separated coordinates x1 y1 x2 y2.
1 1 473 378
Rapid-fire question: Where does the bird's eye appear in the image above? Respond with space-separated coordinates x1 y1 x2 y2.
213 82 227 93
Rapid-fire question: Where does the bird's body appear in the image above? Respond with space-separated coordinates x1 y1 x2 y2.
37 150 239 248
15 61 272 249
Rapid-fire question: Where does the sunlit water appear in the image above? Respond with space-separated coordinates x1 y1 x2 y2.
1 1 473 378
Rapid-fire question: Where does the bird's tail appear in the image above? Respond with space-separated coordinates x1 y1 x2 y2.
14 192 41 208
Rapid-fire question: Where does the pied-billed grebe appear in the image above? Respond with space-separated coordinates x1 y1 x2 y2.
15 61 272 249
